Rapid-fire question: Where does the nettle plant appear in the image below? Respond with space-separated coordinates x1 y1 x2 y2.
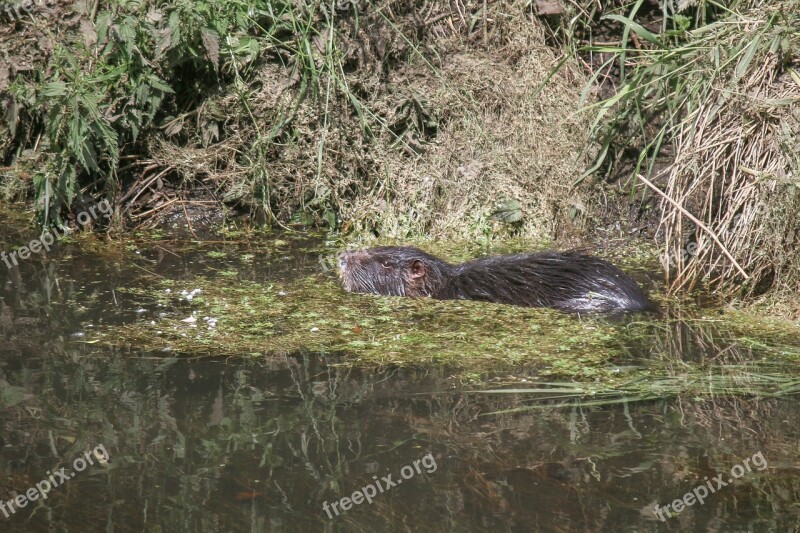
8 0 264 226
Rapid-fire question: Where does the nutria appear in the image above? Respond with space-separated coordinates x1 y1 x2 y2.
338 246 655 313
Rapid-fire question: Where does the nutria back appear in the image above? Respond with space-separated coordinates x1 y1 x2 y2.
338 246 655 314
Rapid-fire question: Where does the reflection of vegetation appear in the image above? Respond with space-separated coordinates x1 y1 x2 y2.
0 348 455 529
0 246 112 346
478 371 800 412
2 345 799 530
442 394 800 530
0 213 136 349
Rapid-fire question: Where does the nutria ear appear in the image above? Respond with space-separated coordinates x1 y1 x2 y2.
410 259 426 279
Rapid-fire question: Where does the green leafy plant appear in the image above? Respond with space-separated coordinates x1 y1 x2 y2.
5 0 270 225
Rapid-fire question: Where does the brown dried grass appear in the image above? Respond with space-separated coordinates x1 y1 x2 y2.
658 9 800 302
147 1 594 241
578 0 800 309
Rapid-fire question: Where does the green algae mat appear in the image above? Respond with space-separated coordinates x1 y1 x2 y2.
84 246 800 399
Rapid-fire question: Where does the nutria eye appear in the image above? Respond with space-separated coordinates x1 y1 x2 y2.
381 261 392 268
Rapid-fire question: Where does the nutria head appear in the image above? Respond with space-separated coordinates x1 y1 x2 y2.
338 246 451 298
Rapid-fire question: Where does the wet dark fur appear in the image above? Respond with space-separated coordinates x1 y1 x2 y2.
338 246 655 314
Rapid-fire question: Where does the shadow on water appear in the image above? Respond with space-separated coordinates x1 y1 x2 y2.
1 220 799 531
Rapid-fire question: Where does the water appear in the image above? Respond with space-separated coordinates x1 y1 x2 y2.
1 228 799 532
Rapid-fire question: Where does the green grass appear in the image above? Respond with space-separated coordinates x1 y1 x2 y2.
476 368 800 413
4 0 369 227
